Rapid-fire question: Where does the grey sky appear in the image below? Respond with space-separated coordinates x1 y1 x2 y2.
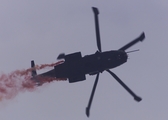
0 0 167 120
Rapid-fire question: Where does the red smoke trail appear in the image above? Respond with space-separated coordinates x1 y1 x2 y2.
0 60 66 101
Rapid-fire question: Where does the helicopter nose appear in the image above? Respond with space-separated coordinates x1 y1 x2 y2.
125 52 128 59
120 51 128 61
117 51 128 61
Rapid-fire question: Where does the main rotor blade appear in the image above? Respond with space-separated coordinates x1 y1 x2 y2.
86 73 100 117
106 69 142 102
119 32 145 51
92 7 102 52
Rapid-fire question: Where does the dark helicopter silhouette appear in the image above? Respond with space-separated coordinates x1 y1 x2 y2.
31 7 145 117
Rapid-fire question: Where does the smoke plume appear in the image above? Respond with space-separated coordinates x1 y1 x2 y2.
0 61 66 101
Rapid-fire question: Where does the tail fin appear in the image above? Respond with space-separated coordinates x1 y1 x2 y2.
31 60 37 77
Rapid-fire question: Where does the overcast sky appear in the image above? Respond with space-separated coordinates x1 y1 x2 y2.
0 0 167 120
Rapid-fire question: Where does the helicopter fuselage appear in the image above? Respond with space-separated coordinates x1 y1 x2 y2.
30 7 144 116
55 50 128 83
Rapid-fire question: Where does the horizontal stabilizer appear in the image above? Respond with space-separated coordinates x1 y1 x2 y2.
31 60 37 77
31 60 43 86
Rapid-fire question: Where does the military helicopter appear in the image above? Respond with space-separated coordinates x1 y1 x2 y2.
31 7 145 117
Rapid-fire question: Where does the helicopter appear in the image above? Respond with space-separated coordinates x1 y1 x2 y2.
31 7 145 117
